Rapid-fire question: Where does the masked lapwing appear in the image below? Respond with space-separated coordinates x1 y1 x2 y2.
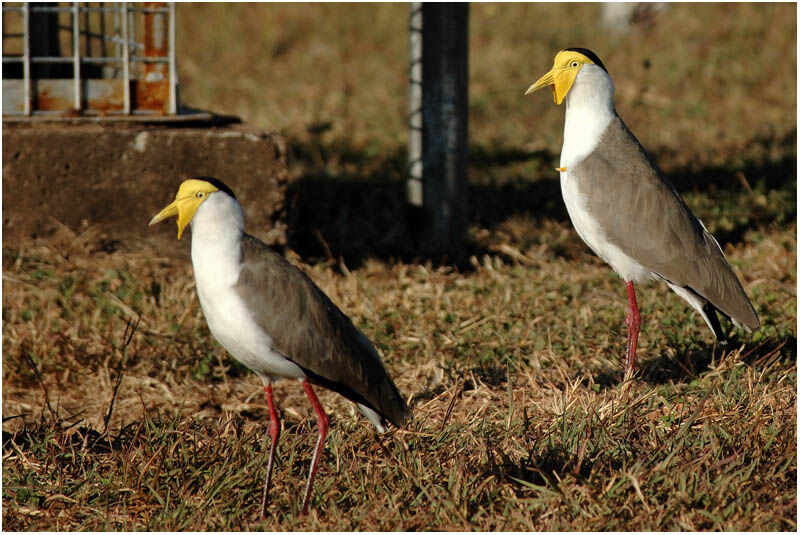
526 48 759 377
149 177 409 516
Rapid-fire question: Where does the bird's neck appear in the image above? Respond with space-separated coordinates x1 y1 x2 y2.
561 67 616 169
190 195 245 287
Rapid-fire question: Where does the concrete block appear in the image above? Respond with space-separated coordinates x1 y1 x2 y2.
2 122 288 247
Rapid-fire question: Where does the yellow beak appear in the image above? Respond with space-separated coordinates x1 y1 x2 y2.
525 66 578 105
149 197 197 240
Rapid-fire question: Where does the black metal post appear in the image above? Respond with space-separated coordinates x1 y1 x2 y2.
418 2 468 254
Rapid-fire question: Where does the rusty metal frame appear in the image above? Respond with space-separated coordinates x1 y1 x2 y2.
2 1 182 119
72 2 81 110
22 3 30 115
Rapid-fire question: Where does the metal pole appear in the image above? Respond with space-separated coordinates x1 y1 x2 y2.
168 2 176 114
22 3 31 115
72 1 81 111
420 3 469 252
121 2 130 113
114 3 121 70
128 4 135 78
143 1 168 113
407 2 423 207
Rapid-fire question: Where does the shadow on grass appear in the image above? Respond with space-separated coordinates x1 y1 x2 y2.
2 419 142 458
484 443 569 491
480 424 611 496
641 334 796 384
589 333 797 388
282 129 796 269
282 139 562 269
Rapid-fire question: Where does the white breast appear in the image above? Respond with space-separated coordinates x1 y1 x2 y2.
560 170 653 283
190 194 305 381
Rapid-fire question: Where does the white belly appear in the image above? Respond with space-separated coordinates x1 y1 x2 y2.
191 234 305 381
196 281 306 380
560 170 653 283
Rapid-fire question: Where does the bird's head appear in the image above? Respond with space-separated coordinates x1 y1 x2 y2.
526 48 608 105
149 177 236 239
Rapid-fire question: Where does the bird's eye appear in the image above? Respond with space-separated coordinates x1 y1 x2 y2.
571 61 580 68
196 191 205 199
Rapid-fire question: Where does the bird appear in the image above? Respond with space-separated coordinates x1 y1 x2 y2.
525 48 759 378
149 177 409 517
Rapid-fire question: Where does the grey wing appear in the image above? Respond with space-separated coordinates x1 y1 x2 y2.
580 117 759 329
234 235 409 427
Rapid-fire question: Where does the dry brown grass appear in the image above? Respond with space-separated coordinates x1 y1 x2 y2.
3 2 797 531
3 218 795 530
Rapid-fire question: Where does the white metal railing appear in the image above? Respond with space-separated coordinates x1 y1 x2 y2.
1 2 177 117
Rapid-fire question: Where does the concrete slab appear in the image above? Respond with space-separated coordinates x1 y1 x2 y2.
2 122 288 248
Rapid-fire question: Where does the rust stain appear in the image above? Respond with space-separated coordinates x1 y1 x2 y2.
140 2 169 112
87 80 126 112
134 80 168 113
144 2 169 58
34 80 126 113
36 87 73 111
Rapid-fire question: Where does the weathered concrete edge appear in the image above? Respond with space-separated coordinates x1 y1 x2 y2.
2 122 289 248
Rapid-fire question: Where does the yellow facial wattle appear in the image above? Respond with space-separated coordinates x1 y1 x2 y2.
149 179 220 239
526 50 596 105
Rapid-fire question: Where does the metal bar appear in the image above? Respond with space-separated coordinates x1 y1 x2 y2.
129 7 170 13
6 56 101 63
128 3 135 77
5 110 215 123
141 1 169 113
82 0 90 61
24 6 137 15
23 109 160 116
79 6 126 13
5 56 127 64
168 1 176 114
407 2 423 207
81 57 125 64
27 6 74 13
9 110 159 117
72 1 80 110
23 2 30 115
130 56 169 62
29 5 166 15
114 3 121 67
121 1 130 113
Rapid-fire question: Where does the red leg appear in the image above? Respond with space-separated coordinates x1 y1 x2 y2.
299 379 329 516
260 383 281 519
624 280 641 378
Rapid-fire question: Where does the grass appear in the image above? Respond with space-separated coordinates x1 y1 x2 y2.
3 2 797 531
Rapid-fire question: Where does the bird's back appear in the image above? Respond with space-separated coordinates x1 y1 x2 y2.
570 115 759 330
234 234 410 428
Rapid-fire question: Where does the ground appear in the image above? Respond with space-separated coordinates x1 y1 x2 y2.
2 3 796 531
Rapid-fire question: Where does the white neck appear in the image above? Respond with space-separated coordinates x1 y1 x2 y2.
190 192 245 288
560 65 616 169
